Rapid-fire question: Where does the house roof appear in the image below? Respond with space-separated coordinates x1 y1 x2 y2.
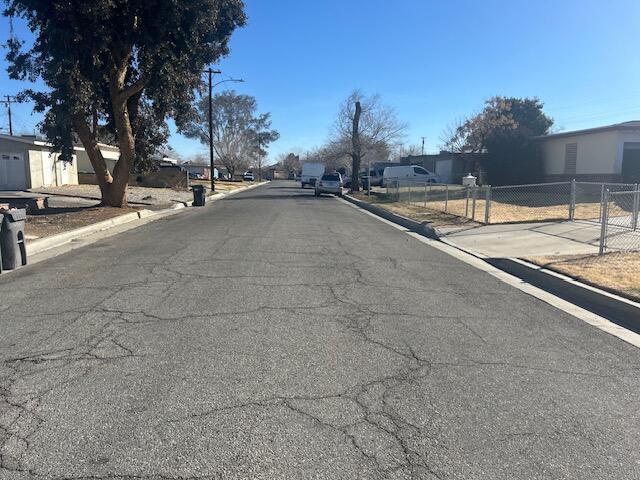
0 133 119 152
537 121 640 140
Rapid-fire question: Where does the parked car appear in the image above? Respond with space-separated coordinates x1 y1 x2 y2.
243 171 255 181
314 172 343 197
188 172 203 179
362 167 386 188
300 163 325 188
382 165 440 187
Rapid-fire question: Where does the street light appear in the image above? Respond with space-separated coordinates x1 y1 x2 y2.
204 68 244 191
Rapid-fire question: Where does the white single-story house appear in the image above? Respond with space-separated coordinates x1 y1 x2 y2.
539 121 640 183
0 134 80 190
76 143 120 174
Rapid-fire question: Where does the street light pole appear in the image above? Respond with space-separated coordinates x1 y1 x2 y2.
203 69 243 189
206 68 221 191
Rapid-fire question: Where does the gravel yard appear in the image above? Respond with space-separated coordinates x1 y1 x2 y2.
31 184 194 208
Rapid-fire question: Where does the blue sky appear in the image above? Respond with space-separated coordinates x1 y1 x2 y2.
2 0 640 162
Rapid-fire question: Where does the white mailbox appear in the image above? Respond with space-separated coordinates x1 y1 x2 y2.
462 173 477 187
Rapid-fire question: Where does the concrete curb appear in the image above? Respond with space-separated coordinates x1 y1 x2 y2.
345 192 640 335
28 210 153 255
26 181 269 257
342 194 439 239
485 257 640 334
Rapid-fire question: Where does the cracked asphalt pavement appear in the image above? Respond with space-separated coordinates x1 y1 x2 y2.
1 180 639 479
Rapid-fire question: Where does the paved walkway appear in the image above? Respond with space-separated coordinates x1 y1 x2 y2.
445 220 605 257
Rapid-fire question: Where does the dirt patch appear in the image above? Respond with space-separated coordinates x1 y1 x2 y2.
527 252 640 301
351 192 478 229
26 207 137 238
31 184 193 207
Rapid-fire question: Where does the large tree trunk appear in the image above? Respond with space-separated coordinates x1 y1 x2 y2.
108 96 136 207
351 101 362 192
72 113 115 202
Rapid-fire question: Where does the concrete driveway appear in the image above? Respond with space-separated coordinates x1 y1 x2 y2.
1 181 639 478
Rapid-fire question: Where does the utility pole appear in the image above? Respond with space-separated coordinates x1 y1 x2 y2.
421 136 426 155
1 96 15 136
256 133 262 181
205 68 221 191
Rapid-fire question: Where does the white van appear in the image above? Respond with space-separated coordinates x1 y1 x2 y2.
382 165 440 187
300 163 325 188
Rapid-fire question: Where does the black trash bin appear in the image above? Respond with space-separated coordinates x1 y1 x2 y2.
0 212 3 274
0 209 27 270
191 185 206 207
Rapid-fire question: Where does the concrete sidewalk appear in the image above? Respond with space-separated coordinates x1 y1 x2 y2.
444 220 603 257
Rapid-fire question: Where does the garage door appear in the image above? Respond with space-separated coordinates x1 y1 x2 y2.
0 153 27 190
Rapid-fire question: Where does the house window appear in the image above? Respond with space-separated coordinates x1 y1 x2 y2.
564 143 577 175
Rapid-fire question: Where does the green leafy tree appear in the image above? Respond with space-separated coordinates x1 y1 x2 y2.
181 90 279 178
4 0 246 206
442 97 553 185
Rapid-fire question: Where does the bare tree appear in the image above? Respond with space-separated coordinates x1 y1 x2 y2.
391 143 421 162
181 90 278 179
439 119 469 153
331 90 407 191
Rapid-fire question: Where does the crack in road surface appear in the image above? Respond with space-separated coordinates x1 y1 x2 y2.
1 181 639 479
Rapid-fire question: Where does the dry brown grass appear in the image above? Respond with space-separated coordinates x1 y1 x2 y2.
418 199 602 224
527 252 640 301
351 192 477 228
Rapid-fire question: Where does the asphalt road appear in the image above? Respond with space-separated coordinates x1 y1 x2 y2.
1 180 639 479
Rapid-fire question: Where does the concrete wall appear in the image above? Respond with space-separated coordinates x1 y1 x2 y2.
28 149 79 188
130 169 188 189
75 145 120 173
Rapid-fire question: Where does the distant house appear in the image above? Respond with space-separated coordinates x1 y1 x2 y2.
538 121 640 183
180 161 211 179
400 153 479 184
0 134 80 190
265 167 287 180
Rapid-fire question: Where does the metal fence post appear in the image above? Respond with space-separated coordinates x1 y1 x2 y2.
465 187 470 218
472 187 477 221
422 183 427 207
408 182 412 204
633 184 640 231
599 183 605 222
599 189 609 255
444 184 449 213
569 178 576 221
484 185 492 224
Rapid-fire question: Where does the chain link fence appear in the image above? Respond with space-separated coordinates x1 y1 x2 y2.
385 180 489 222
383 178 640 255
599 189 640 254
